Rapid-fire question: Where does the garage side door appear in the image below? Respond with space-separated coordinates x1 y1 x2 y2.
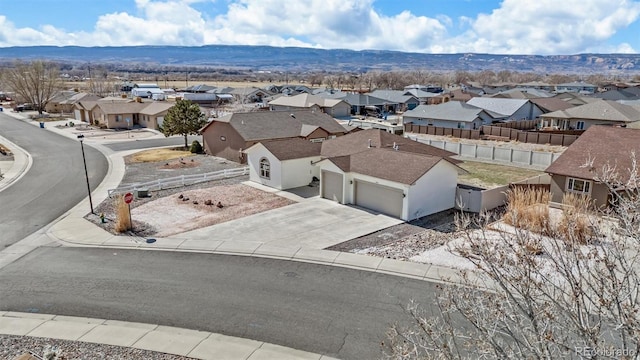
355 180 403 218
322 170 343 202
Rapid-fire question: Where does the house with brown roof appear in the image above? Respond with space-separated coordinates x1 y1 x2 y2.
539 100 640 130
545 126 640 208
46 91 101 114
83 99 174 129
317 129 464 220
244 138 322 190
243 128 464 220
200 110 347 164
268 93 352 118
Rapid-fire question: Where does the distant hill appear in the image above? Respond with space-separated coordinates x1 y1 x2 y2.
0 45 639 74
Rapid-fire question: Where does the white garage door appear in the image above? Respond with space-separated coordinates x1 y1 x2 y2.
322 170 343 202
355 180 403 218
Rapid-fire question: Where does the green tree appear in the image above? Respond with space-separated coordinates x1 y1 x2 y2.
160 99 207 149
1 60 63 115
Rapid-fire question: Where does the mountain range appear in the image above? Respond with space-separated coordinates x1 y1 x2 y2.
0 45 639 74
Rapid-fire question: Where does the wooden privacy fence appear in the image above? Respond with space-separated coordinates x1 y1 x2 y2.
404 123 579 146
481 125 579 147
490 119 538 130
404 123 481 139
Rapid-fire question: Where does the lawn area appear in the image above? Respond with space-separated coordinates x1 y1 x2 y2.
128 148 194 163
458 161 543 189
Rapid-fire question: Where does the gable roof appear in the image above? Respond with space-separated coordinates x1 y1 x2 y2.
322 93 389 106
324 148 447 185
320 128 460 162
530 97 576 113
539 100 640 123
466 97 529 117
268 93 346 108
255 138 322 160
367 90 419 104
95 102 148 114
402 102 491 122
545 126 640 184
139 102 174 115
203 110 346 141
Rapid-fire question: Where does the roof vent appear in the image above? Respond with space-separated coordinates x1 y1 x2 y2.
290 113 296 119
368 139 372 148
393 142 399 150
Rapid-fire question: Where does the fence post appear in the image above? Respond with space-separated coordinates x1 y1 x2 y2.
474 144 478 159
492 146 496 161
510 148 513 163
529 150 533 165
458 142 462 155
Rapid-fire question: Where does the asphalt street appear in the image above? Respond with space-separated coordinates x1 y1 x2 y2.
0 247 441 360
0 114 108 247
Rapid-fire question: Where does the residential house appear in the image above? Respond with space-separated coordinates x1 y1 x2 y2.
402 102 494 130
552 92 601 106
447 88 478 102
466 97 543 121
591 89 640 101
244 138 322 190
554 82 598 94
86 99 174 129
46 91 101 114
317 129 465 220
230 87 272 104
268 93 351 118
529 98 576 114
366 90 420 112
321 92 389 116
200 110 347 163
538 100 640 130
517 81 554 92
131 83 164 98
545 126 640 208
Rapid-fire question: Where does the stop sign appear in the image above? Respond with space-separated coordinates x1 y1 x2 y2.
124 192 134 204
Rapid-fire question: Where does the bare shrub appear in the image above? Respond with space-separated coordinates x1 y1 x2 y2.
503 187 551 235
384 164 640 359
557 192 595 245
114 196 131 233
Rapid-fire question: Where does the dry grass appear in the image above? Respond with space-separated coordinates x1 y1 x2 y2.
458 161 543 188
129 148 194 163
503 187 552 234
557 193 595 244
114 196 132 233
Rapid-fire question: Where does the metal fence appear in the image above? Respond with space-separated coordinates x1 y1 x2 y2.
107 166 249 197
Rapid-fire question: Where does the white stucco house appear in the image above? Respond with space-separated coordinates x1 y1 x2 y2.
244 138 322 190
243 129 465 221
317 147 462 221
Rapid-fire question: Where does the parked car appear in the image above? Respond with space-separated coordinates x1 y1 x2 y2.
14 103 34 112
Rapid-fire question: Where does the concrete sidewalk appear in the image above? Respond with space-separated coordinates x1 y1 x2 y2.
1 312 338 360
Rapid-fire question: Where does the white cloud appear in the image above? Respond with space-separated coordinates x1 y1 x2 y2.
0 0 638 55
451 0 640 54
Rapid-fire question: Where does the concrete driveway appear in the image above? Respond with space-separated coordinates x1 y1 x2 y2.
168 198 403 250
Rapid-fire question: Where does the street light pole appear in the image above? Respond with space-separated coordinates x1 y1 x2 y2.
77 134 94 214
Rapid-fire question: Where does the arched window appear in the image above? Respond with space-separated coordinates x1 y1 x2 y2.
259 158 270 179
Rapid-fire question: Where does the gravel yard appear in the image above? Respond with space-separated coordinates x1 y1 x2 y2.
87 153 293 237
1 335 195 360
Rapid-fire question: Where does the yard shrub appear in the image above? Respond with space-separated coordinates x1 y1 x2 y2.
557 192 595 244
190 140 203 154
503 187 551 234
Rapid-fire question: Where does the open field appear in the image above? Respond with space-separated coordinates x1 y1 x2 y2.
458 160 543 188
64 80 293 92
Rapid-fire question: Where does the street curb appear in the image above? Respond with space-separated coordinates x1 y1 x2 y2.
0 134 33 193
0 312 339 360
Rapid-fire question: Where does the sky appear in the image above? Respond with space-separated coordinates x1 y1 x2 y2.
0 0 639 55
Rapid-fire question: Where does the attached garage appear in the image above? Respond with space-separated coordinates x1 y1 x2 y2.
322 170 343 202
354 180 403 218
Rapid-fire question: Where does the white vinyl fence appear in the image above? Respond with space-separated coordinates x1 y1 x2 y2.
108 166 249 197
406 136 563 168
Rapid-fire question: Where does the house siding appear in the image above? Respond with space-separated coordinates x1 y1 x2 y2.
202 122 248 163
281 157 321 189
404 117 484 130
550 174 609 208
406 161 457 220
247 145 283 189
305 128 330 141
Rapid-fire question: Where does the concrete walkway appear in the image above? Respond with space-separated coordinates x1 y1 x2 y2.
0 111 471 359
1 312 338 360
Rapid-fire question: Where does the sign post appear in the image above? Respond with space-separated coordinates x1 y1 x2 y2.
124 192 134 230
